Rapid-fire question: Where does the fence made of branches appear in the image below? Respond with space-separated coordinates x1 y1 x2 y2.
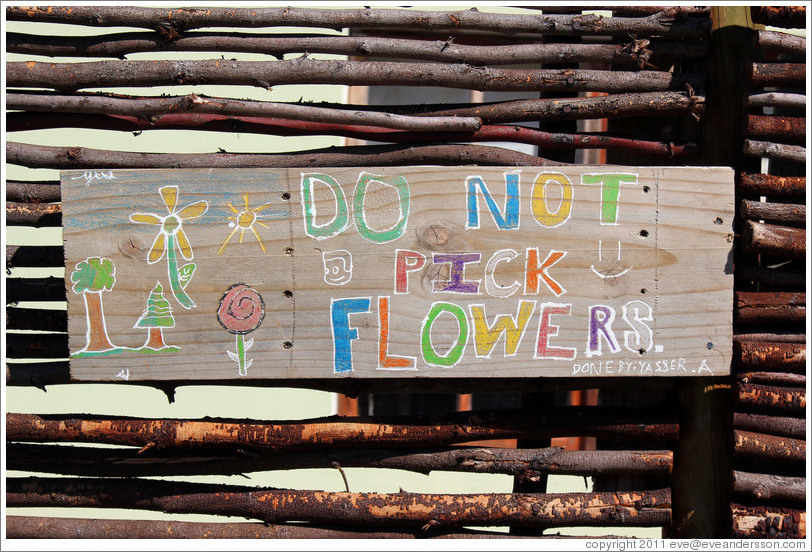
4 4 806 540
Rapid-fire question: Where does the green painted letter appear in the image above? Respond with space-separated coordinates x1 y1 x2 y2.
301 173 349 239
353 173 410 243
421 302 469 367
582 173 638 225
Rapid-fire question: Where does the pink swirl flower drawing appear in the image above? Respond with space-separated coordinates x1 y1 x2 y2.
217 283 265 376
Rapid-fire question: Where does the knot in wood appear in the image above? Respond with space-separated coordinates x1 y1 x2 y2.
421 224 449 247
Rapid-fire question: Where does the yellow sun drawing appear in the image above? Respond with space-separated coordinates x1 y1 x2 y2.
218 194 282 255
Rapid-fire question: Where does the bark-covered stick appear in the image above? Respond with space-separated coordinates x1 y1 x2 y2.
743 140 806 164
6 202 62 227
745 92 806 110
6 59 704 93
6 442 672 478
739 199 805 226
733 430 805 465
745 115 805 144
731 471 805 503
7 142 555 169
731 503 806 539
6 410 679 450
5 6 711 37
6 245 65 269
738 173 805 198
736 382 805 415
754 30 806 55
6 477 672 528
741 220 805 260
6 32 707 67
8 112 696 158
6 90 705 124
732 412 805 440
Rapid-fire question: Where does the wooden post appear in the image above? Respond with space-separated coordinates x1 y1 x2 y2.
670 7 760 539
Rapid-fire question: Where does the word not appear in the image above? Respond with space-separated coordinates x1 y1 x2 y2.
330 297 655 373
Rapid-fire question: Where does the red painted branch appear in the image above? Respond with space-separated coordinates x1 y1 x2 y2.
5 32 706 68
7 142 555 169
741 220 806 260
739 173 805 198
736 382 805 415
7 410 678 450
7 112 696 158
6 59 704 94
733 430 805 466
739 199 805 226
5 6 711 37
754 30 806 56
731 503 806 538
6 477 672 528
733 291 805 325
733 412 805 440
745 115 805 144
749 62 806 88
750 6 806 29
732 471 805 503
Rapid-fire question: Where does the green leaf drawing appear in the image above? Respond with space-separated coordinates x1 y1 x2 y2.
178 263 196 289
71 257 116 294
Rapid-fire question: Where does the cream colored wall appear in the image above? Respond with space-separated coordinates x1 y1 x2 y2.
4 5 661 538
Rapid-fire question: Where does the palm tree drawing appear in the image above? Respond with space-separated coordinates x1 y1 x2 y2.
130 185 208 309
71 257 117 353
134 282 176 350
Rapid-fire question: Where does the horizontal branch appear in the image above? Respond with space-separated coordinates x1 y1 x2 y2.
732 412 805 440
6 59 704 93
733 430 805 466
5 6 711 37
736 371 806 387
739 173 805 198
741 220 806 260
736 382 805 415
4 516 544 540
735 263 806 288
754 30 806 56
733 333 806 343
739 199 805 226
6 180 61 203
7 142 554 169
746 92 806 110
731 503 806 539
7 477 672 528
6 333 68 359
750 62 806 88
750 6 807 29
732 471 805 503
6 245 65 269
733 341 806 372
6 307 67 333
6 202 62 227
6 277 67 303
8 112 696 158
743 139 806 163
5 32 707 67
745 115 805 144
6 442 672 478
7 409 679 451
6 361 71 389
7 92 482 132
733 291 805 325
7 90 704 125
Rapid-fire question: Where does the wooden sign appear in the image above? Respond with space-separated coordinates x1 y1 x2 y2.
62 166 734 380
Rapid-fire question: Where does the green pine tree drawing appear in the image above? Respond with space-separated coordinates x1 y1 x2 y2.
135 282 177 350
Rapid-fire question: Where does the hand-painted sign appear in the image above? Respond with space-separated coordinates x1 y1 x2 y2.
62 166 734 380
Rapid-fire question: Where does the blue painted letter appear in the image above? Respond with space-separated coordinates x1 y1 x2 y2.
466 173 520 230
331 297 371 373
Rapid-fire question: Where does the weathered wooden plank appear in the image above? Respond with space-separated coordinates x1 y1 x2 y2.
61 166 733 380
